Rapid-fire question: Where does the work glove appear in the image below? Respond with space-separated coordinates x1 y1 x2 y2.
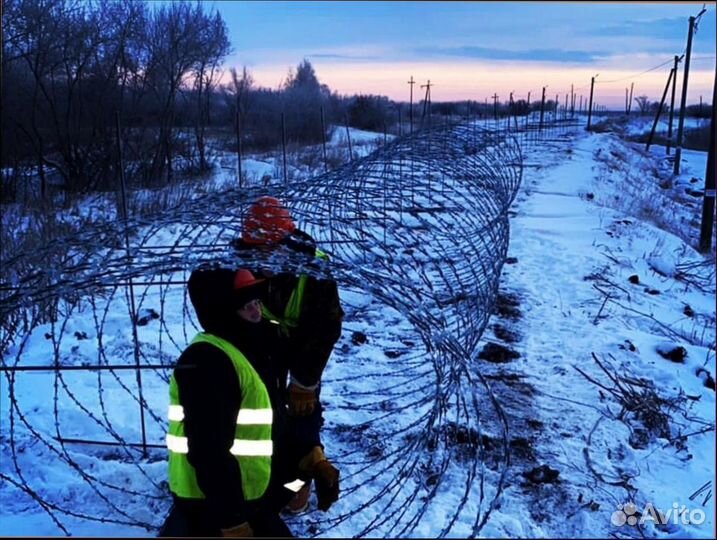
314 459 340 511
220 521 253 537
299 446 340 512
288 381 317 416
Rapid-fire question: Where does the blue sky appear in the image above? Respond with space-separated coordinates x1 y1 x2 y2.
208 1 716 106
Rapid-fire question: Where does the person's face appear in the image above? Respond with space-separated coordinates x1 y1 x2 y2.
237 298 262 323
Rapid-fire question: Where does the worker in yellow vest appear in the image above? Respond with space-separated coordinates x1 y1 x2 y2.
161 268 305 537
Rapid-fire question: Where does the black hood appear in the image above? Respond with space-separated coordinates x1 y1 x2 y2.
187 268 241 339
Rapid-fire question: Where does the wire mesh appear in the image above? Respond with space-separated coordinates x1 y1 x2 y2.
0 118 579 536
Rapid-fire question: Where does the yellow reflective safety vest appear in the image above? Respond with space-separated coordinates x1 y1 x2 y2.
167 332 273 501
261 248 329 334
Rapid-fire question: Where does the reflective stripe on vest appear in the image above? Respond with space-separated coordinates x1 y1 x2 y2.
261 248 328 332
168 405 273 425
167 332 273 501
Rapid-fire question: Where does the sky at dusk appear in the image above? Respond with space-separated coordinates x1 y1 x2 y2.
210 1 716 108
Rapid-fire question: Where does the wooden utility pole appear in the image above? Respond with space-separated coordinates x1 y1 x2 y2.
420 80 433 124
492 92 499 120
667 55 681 155
539 86 546 131
625 88 629 114
408 76 415 133
646 68 675 152
628 82 634 114
674 10 704 175
698 62 716 253
570 84 575 117
587 74 598 131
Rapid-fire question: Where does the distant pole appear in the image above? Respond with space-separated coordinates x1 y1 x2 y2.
571 84 575 117
667 55 681 155
539 86 546 132
492 92 499 120
525 91 531 129
646 68 675 152
408 76 415 133
698 62 716 254
625 88 629 114
281 112 288 184
420 80 432 126
579 95 583 115
674 11 704 175
628 82 634 114
554 93 559 128
510 92 518 130
587 74 598 131
320 106 328 172
115 111 128 221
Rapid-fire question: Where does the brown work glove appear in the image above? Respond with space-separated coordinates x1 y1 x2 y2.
288 381 317 416
220 521 253 537
299 446 340 512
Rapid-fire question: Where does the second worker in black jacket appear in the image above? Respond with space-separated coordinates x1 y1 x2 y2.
232 196 343 513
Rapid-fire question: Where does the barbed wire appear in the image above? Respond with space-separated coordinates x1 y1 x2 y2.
0 116 581 536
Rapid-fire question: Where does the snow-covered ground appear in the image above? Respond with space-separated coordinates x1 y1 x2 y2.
474 131 714 538
1 117 714 538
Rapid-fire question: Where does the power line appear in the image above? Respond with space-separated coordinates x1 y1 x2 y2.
596 57 675 84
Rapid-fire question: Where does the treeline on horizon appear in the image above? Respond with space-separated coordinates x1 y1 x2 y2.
1 0 712 200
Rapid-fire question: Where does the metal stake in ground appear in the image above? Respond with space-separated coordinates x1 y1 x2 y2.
320 106 328 172
408 76 415 134
281 112 288 184
236 109 243 187
115 110 148 458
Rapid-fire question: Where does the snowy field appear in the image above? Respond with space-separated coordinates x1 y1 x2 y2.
1 117 714 538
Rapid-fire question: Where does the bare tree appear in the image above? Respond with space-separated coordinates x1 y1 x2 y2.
230 66 254 126
634 95 652 116
190 10 230 171
2 0 153 195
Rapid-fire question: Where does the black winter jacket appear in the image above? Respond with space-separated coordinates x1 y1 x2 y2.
172 269 289 529
233 229 344 388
